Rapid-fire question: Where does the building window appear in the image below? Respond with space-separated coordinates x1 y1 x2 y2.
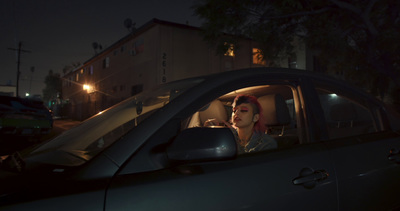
224 43 235 57
120 85 125 91
252 48 266 65
131 84 143 96
76 73 79 81
89 65 94 75
103 57 110 69
131 39 144 56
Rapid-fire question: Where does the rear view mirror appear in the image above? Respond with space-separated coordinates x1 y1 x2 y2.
167 127 237 163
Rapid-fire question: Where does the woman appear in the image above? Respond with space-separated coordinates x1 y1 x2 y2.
231 94 277 154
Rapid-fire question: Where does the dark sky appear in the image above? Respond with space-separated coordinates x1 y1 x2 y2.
0 0 202 97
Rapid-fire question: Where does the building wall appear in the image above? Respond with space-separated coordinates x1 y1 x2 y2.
0 85 16 96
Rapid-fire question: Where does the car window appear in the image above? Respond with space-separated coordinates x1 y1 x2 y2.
316 88 377 139
28 78 203 166
120 83 304 175
186 84 301 150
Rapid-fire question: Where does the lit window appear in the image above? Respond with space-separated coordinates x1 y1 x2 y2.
80 69 84 74
224 43 235 57
252 48 266 65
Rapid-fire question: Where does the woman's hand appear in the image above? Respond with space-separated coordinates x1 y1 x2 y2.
204 119 231 127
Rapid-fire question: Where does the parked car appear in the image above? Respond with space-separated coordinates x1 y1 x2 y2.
1 68 400 210
0 96 53 137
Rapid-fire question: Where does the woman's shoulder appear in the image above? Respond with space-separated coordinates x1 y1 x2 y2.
257 132 278 149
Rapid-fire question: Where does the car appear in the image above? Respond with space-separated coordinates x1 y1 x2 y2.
0 96 53 137
0 67 400 210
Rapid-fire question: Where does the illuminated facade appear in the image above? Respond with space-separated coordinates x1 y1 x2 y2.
0 85 16 96
62 19 306 120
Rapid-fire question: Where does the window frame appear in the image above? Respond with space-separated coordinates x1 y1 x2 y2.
119 76 308 175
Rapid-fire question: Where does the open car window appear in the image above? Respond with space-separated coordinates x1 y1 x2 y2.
119 83 304 175
185 84 301 149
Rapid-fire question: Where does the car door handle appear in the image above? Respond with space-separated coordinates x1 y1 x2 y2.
292 168 329 189
388 148 400 164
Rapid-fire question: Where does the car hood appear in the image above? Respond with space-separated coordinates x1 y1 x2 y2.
0 165 62 205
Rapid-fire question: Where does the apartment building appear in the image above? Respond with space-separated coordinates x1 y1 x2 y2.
62 19 306 120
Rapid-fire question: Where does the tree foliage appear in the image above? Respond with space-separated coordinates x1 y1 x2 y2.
42 70 62 104
193 0 400 97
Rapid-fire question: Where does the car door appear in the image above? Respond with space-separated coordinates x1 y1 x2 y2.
105 79 339 210
312 79 400 210
106 144 337 211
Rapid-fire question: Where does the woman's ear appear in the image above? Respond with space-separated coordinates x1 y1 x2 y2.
253 113 260 122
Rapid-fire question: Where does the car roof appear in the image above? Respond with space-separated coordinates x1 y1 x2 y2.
183 67 378 101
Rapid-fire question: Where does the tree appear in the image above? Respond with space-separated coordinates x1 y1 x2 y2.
42 70 62 104
62 62 81 76
193 0 400 99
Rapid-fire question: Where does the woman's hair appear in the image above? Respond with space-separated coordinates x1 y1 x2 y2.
232 94 267 133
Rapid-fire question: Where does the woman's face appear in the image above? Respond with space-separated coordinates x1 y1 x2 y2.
232 103 259 129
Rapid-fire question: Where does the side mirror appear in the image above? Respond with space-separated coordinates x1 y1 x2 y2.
167 127 237 163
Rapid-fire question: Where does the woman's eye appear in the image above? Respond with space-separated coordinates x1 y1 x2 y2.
240 109 248 112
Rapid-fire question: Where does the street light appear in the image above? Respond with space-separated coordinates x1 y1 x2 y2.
83 84 95 93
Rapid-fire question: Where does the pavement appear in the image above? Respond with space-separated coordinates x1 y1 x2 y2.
51 118 81 136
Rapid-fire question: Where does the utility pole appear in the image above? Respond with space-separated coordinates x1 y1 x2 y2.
7 41 31 97
29 66 35 96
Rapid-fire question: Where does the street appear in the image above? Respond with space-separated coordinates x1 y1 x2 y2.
0 118 81 156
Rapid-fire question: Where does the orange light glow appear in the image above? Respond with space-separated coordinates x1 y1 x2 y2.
83 84 94 93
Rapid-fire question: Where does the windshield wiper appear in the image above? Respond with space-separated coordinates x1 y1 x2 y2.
0 152 25 173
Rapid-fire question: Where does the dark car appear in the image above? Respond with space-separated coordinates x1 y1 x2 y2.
1 68 400 210
0 96 53 137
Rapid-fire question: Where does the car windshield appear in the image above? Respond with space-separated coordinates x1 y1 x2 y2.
28 78 203 166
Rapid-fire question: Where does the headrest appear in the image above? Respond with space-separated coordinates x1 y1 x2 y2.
330 103 357 121
199 100 228 125
258 94 291 126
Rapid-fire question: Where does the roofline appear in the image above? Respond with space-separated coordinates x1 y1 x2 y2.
81 18 201 66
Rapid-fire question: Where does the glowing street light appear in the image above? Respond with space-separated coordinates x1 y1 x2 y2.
83 84 95 93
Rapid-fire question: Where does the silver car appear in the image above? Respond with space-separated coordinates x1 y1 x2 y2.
1 68 400 210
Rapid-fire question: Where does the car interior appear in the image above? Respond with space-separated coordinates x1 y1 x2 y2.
317 89 376 139
184 84 301 149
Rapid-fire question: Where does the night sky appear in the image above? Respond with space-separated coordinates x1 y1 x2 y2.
1 0 202 97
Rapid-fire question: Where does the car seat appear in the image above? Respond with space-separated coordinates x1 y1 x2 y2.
328 102 372 139
258 94 298 148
